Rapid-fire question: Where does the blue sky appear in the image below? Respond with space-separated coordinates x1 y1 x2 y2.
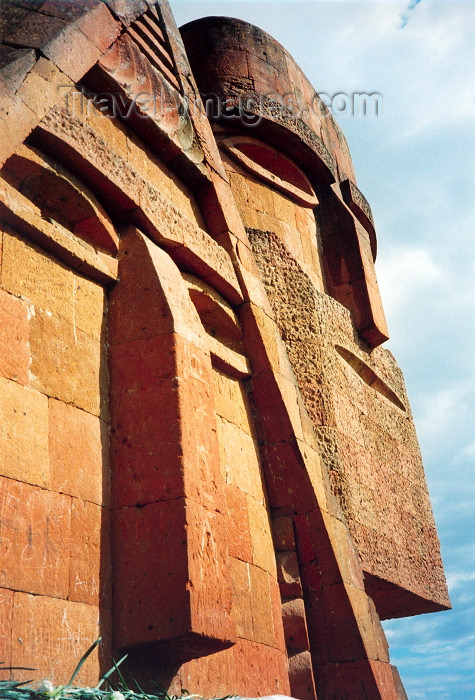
171 1 475 696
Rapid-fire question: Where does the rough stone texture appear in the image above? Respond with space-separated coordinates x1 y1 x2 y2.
10 593 104 687
246 227 449 616
0 174 110 678
0 2 449 696
49 399 109 506
0 376 49 487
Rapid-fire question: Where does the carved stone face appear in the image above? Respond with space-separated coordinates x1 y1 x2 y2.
181 15 449 618
0 2 449 694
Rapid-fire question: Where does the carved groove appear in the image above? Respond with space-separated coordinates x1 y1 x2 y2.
335 345 406 411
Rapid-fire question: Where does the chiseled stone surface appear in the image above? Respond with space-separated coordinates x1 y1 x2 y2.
247 227 449 615
0 1 448 696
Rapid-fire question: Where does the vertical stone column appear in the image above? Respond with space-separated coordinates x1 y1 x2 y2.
108 226 235 659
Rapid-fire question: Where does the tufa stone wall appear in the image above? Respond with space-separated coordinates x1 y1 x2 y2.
0 2 449 698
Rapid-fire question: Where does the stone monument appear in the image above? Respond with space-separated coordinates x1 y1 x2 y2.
0 2 450 698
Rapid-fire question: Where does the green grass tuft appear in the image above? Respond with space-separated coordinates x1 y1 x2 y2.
0 640 235 700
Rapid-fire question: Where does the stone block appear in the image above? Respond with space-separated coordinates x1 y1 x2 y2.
247 496 277 577
0 477 71 598
127 130 173 192
74 275 106 342
282 598 309 652
249 564 275 647
0 376 49 487
177 637 290 697
38 0 99 22
11 593 102 686
0 587 13 668
276 219 305 268
0 289 29 385
171 224 242 306
272 515 296 551
101 0 148 27
108 227 204 347
269 575 286 654
261 439 317 513
257 368 306 443
0 5 31 39
322 582 389 663
74 1 121 53
240 301 295 382
228 171 250 210
246 176 276 216
110 331 223 510
212 367 254 434
49 399 109 506
186 500 234 644
3 11 65 49
73 92 128 157
113 498 234 655
288 651 317 700
237 639 291 696
0 46 36 96
42 22 101 83
69 499 111 607
296 508 365 591
15 56 70 118
229 556 254 640
29 309 107 419
180 370 225 510
224 484 252 562
276 551 302 598
109 335 185 507
0 94 37 168
316 659 400 700
273 190 297 228
2 230 74 325
199 170 248 243
113 500 189 648
216 416 266 504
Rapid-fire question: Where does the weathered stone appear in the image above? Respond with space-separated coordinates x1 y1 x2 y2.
11 593 102 686
276 551 302 598
0 587 13 668
2 229 75 324
249 564 275 647
282 597 310 651
0 288 29 384
0 477 71 597
216 415 266 503
113 498 235 656
49 398 109 506
224 484 252 562
247 496 277 577
272 515 296 551
0 4 449 696
29 309 107 419
69 499 111 606
0 377 49 487
288 651 317 700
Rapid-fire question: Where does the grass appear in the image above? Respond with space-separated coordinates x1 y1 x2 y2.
0 639 234 700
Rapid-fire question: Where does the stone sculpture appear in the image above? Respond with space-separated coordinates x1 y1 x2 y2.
0 3 449 698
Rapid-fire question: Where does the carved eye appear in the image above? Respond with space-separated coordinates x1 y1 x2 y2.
218 135 318 208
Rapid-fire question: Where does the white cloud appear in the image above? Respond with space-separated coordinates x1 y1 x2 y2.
376 245 446 319
414 383 473 446
446 570 475 592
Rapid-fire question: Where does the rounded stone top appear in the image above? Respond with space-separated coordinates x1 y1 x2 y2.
180 15 356 186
